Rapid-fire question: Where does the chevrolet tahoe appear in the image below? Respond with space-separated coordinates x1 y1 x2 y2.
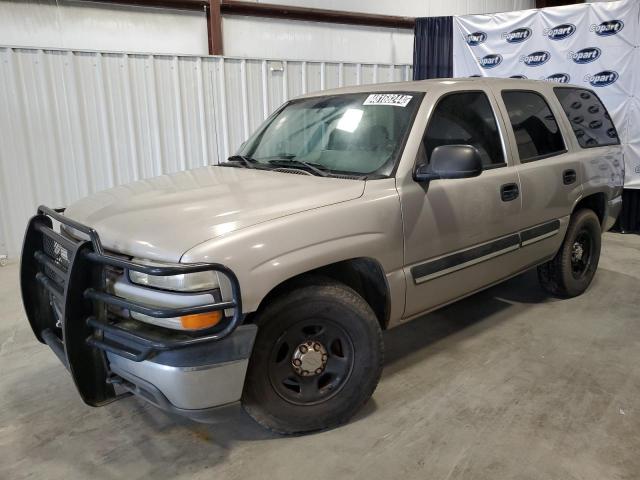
21 78 624 434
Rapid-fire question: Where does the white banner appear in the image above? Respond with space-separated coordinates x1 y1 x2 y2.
453 0 640 188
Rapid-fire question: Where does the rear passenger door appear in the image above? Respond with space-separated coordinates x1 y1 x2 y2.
495 88 582 260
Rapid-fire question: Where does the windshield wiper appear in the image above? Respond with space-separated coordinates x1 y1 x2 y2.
221 155 259 168
267 159 329 177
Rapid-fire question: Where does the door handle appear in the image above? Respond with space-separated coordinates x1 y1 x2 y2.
500 183 519 202
563 169 577 185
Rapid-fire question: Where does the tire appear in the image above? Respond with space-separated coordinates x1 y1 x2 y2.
242 279 383 435
537 209 602 298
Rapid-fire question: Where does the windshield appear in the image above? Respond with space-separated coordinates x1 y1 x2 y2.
236 92 424 177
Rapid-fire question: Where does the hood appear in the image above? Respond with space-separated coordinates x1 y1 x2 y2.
64 166 365 262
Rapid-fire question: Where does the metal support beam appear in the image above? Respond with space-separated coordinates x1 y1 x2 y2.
92 0 207 9
220 1 415 29
207 0 223 55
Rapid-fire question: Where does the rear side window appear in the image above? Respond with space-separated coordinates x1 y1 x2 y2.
423 92 505 168
501 91 566 162
554 87 620 148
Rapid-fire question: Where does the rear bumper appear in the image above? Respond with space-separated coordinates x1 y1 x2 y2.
21 205 254 421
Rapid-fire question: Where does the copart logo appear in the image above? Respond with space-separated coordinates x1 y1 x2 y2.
544 24 576 40
546 73 571 83
568 47 601 64
467 32 487 46
502 27 532 43
590 20 624 37
478 54 502 69
520 51 551 67
584 70 619 87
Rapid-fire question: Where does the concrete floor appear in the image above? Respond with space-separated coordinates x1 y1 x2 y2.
1 232 639 480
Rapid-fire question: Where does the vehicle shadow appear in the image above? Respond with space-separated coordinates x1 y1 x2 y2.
383 269 554 371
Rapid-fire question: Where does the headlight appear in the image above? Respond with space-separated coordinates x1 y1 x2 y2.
123 258 230 331
128 258 220 292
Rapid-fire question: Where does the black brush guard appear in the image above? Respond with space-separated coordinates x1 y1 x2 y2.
21 206 243 406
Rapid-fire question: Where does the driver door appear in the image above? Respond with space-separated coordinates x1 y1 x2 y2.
398 89 523 319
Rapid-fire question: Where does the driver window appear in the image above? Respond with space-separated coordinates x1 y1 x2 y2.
422 92 505 168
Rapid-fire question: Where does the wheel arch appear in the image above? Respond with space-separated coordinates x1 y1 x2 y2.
246 257 391 330
572 192 606 227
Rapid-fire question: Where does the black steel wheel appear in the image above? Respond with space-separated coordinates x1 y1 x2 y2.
268 318 355 406
242 279 383 435
538 209 601 298
570 229 594 279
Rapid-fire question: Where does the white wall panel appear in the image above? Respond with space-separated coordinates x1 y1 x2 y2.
0 0 536 64
0 0 208 55
221 0 536 63
221 16 415 64
0 46 410 258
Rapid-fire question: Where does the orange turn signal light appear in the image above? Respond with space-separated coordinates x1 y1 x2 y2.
180 311 223 330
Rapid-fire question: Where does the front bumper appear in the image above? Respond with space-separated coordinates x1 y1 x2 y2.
107 323 256 420
21 206 256 421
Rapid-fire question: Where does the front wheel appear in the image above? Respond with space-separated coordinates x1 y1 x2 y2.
538 209 602 298
242 280 383 435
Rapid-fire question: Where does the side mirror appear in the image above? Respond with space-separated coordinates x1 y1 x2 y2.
414 145 483 182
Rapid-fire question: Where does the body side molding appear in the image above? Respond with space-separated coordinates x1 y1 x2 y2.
410 219 561 283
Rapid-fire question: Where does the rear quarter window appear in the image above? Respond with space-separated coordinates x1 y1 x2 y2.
554 87 620 148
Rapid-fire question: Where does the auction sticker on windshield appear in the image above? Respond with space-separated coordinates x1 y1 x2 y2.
363 93 413 107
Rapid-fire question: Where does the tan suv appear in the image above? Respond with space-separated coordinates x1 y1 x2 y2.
21 78 624 434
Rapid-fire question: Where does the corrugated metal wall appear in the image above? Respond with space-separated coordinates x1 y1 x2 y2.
0 46 411 258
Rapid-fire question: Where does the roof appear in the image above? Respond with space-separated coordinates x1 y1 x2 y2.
296 77 581 99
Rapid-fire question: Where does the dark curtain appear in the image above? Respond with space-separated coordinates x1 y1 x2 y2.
536 0 583 7
614 190 640 233
413 16 453 80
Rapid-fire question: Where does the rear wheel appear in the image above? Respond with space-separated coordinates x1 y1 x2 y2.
242 280 383 435
538 209 601 298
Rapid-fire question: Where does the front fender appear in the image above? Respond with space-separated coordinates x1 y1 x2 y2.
180 179 404 315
